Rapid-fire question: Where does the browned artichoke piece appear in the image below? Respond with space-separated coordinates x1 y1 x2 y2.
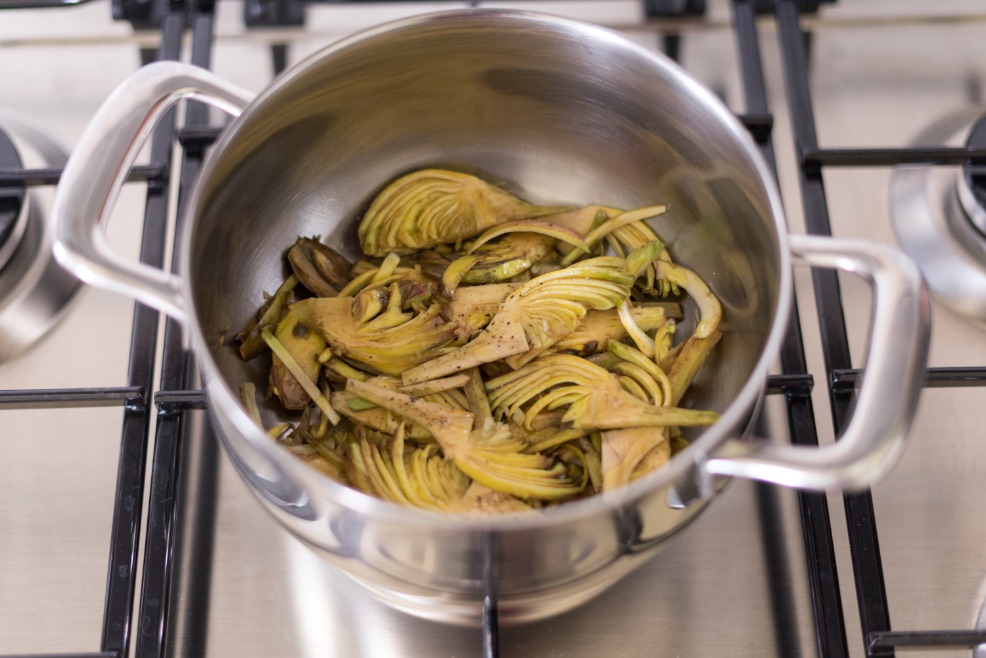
267 309 327 410
287 237 352 297
439 282 518 340
450 481 534 514
357 168 569 257
435 223 585 295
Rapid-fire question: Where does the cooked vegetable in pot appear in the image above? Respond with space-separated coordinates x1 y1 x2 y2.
235 167 723 513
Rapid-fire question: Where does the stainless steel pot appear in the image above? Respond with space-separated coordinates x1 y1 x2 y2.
51 9 929 625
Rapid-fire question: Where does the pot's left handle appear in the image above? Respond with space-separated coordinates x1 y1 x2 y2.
51 62 255 324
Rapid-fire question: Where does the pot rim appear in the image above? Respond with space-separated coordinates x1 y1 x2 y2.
179 7 793 532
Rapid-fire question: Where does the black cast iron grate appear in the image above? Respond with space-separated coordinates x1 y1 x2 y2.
2 1 986 657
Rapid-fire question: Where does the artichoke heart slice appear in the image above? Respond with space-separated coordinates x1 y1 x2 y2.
403 256 634 384
346 379 586 501
485 354 718 431
440 282 519 340
450 481 535 515
549 304 679 357
601 427 669 491
292 297 459 377
358 169 569 256
346 424 470 511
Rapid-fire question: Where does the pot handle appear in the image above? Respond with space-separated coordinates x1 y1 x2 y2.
51 62 255 325
704 234 930 492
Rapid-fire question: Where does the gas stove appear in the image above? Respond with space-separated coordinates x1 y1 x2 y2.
2 1 986 657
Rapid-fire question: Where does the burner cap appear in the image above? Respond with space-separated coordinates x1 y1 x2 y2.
890 108 986 325
0 127 28 272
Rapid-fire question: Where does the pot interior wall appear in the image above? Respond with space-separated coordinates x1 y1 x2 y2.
187 13 783 434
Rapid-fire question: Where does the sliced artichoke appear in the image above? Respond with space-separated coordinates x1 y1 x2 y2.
403 256 634 384
238 167 727 513
667 330 723 406
292 296 459 376
450 482 534 515
347 378 586 501
655 261 722 337
549 304 679 357
601 427 669 491
358 169 568 256
485 353 718 431
267 308 328 410
346 424 469 511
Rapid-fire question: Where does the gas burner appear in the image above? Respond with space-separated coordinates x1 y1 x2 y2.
891 108 986 325
0 129 28 272
0 112 81 363
957 116 986 241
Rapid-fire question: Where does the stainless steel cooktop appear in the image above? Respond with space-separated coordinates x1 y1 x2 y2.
2 2 986 657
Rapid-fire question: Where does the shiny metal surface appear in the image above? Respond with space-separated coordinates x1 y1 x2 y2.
51 62 253 324
51 7 926 626
0 111 81 363
706 234 929 491
891 108 986 326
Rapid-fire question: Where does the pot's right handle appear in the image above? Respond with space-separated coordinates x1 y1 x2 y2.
51 62 254 325
704 234 931 492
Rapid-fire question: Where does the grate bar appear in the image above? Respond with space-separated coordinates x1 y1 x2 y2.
0 0 94 8
0 653 117 658
134 10 216 658
766 373 814 396
804 146 986 167
100 13 186 658
832 367 986 391
154 389 207 410
0 164 164 187
0 386 144 409
868 630 986 651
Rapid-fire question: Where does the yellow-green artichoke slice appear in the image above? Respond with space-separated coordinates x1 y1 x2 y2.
402 256 634 384
358 169 568 256
485 353 718 431
347 378 586 501
292 297 459 376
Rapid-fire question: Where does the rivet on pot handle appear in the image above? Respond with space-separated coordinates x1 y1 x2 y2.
705 234 931 492
51 62 255 324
